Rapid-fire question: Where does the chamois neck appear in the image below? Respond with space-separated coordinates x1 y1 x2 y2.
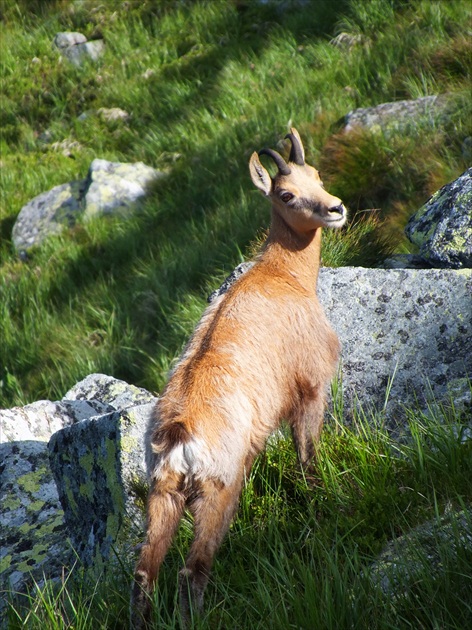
260 208 322 289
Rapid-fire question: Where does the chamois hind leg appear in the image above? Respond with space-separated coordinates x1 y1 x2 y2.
179 474 244 621
131 470 186 629
290 384 326 475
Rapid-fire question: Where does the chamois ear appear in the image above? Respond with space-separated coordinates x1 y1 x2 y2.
249 151 272 196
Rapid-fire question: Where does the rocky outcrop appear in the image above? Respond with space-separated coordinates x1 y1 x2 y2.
83 159 164 219
12 160 165 254
319 267 471 421
405 168 472 269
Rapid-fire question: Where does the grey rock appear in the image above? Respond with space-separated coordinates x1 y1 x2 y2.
211 265 472 423
12 180 86 253
405 168 472 269
64 373 157 410
381 254 431 269
0 399 114 444
48 403 154 566
53 32 87 49
0 441 71 620
369 508 472 597
12 160 164 252
344 95 450 135
83 159 164 219
53 32 105 67
319 267 472 422
60 40 105 67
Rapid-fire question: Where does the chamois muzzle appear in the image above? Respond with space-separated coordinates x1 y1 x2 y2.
329 204 346 216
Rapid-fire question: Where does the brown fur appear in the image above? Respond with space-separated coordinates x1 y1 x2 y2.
131 129 347 628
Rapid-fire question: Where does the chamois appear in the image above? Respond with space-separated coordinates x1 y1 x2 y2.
131 128 347 627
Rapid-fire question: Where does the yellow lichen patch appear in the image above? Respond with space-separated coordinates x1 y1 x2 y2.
0 554 12 573
18 521 33 534
120 435 138 453
79 452 95 477
16 469 46 494
79 482 94 500
27 499 46 512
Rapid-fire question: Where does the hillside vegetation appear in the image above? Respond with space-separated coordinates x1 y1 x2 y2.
1 0 471 408
1 2 472 628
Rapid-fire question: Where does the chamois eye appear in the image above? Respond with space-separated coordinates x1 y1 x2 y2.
280 192 294 203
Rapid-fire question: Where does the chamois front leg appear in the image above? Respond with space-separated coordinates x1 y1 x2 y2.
289 385 326 477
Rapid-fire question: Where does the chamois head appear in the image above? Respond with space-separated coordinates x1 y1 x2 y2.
249 128 347 232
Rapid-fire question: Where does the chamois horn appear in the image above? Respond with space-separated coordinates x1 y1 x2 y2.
285 132 305 166
258 148 291 175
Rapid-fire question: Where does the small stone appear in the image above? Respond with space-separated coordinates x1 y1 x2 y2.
97 107 130 122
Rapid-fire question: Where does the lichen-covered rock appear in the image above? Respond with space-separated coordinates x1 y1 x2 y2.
321 267 471 421
0 441 71 620
405 168 472 269
343 95 450 135
0 374 157 624
212 265 472 423
48 402 154 566
369 508 472 596
0 399 113 444
83 159 164 219
11 180 86 253
63 373 156 410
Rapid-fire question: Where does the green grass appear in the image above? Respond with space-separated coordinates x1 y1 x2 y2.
5 400 472 629
1 0 471 407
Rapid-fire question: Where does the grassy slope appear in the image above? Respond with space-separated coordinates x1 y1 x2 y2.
1 1 471 628
1 0 471 407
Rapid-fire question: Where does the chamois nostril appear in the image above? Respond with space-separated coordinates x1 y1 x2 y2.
329 204 345 216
